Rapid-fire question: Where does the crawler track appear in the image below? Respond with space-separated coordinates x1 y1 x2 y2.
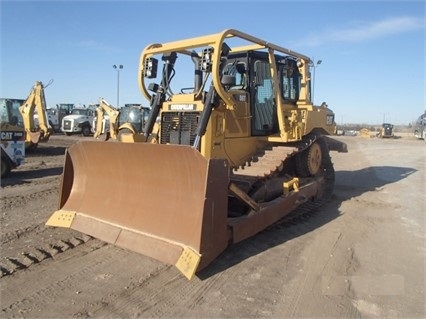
230 135 335 211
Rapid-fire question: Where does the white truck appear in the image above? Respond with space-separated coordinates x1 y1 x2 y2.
48 104 75 132
61 106 96 136
34 103 75 132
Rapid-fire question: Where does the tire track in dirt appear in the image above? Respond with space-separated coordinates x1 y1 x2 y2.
0 240 109 318
1 183 58 211
280 229 362 318
1 166 90 278
1 224 40 244
0 233 93 277
271 190 382 318
1 242 183 318
77 255 232 318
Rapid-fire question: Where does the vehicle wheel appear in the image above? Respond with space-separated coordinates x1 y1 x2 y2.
82 126 91 137
296 141 322 177
96 131 110 141
1 157 11 178
296 138 334 199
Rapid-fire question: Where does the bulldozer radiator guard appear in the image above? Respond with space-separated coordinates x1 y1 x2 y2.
47 141 230 279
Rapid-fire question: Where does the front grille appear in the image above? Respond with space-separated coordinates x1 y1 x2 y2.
160 112 200 145
63 120 72 130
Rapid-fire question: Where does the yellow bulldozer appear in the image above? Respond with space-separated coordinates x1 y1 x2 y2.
47 29 347 279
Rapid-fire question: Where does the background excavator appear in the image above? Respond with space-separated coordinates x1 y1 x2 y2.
19 80 53 148
1 80 53 177
47 29 347 279
93 98 151 142
1 99 26 177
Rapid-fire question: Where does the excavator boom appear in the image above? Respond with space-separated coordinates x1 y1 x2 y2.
19 81 53 147
93 98 120 140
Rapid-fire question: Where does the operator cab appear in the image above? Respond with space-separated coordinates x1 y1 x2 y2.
222 52 301 136
0 99 25 127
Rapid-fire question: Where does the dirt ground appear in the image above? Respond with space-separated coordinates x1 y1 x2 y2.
0 133 424 318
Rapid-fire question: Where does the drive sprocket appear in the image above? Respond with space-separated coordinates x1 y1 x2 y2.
296 140 322 177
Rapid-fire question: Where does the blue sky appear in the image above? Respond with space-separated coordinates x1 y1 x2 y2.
1 0 424 125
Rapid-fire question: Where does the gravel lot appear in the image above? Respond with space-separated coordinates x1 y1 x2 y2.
0 133 424 318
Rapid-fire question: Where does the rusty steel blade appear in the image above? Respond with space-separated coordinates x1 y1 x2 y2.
49 141 230 278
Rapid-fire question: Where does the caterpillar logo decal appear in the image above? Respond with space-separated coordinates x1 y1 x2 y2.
1 131 25 141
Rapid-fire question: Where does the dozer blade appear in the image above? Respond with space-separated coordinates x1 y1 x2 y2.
46 141 230 279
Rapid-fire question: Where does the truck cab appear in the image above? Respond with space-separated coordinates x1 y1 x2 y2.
61 106 96 136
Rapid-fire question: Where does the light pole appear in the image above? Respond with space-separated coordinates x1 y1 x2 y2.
310 58 322 104
380 112 389 124
113 64 123 107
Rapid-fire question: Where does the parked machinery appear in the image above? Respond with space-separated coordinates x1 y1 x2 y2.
413 111 426 141
46 103 75 132
61 105 96 136
93 99 151 142
1 99 26 177
47 29 347 279
117 103 152 142
377 123 394 138
19 80 53 148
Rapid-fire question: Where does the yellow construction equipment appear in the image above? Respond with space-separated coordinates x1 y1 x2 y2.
19 80 53 148
47 29 347 279
359 128 371 138
377 123 394 138
1 99 26 177
93 98 152 142
93 98 120 141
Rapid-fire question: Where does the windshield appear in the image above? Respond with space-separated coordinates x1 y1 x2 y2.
71 109 89 116
0 98 25 126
